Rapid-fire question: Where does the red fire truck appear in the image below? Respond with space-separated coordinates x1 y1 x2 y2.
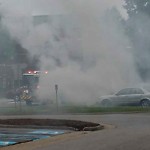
14 70 48 105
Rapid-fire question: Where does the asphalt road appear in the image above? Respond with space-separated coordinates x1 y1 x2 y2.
1 113 150 150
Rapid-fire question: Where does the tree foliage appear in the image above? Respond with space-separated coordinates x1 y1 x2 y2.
124 0 150 17
124 0 150 81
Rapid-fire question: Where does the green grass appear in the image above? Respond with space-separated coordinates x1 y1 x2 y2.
61 105 150 114
0 105 149 115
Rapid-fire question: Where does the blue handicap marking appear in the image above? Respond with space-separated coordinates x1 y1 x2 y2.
29 129 65 135
0 129 68 147
33 135 50 141
0 141 17 146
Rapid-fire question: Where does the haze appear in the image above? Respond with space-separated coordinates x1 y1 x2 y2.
0 0 141 104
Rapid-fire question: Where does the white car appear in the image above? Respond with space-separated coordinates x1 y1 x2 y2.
98 88 150 107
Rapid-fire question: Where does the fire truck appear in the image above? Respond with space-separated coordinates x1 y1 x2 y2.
14 70 48 105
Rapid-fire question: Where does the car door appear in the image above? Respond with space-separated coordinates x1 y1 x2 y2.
114 88 144 106
124 88 144 105
112 88 131 106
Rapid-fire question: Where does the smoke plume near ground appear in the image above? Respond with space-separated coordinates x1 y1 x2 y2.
0 0 141 104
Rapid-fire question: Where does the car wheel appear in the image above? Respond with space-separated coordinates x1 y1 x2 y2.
140 99 150 107
101 99 111 107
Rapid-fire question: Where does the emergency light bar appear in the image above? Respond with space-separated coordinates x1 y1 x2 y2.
23 70 48 75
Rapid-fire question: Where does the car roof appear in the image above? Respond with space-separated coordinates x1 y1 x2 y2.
116 87 149 94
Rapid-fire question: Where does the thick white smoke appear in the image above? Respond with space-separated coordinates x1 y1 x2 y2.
0 0 141 105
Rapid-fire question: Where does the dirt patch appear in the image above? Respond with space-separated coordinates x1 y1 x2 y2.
0 119 102 131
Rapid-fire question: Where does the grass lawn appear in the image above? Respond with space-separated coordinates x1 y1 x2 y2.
0 104 150 115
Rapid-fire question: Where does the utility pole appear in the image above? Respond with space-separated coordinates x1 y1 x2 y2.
55 84 58 113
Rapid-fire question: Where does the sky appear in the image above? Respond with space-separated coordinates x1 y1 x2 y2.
0 0 127 18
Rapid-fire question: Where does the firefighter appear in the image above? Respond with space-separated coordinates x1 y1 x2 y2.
14 86 31 104
14 87 23 102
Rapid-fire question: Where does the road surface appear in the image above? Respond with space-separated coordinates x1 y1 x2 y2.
1 113 150 150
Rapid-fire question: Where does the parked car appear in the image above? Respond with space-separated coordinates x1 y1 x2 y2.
98 88 150 107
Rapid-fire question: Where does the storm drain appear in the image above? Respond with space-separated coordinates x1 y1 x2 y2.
0 129 68 147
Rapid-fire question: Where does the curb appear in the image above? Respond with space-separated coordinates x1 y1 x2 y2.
83 124 104 131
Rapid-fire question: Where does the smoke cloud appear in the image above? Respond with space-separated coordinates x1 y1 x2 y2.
0 0 141 105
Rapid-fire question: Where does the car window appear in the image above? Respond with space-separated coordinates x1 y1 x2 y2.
126 88 144 94
116 88 144 95
116 89 130 95
133 88 144 94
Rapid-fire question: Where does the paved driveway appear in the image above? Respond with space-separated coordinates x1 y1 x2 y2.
1 113 150 150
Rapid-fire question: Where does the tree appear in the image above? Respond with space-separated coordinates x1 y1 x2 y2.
124 0 150 17
124 0 150 81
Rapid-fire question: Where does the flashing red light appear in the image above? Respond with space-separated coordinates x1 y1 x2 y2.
25 70 47 75
26 70 39 74
45 71 48 74
28 71 32 74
